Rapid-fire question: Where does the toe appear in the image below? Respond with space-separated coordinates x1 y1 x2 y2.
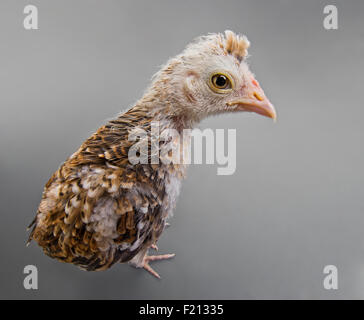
143 263 161 279
150 244 159 251
146 253 175 262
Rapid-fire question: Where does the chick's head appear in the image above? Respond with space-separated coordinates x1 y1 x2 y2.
150 30 276 124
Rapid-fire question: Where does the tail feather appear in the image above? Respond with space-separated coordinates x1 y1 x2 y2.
26 217 37 246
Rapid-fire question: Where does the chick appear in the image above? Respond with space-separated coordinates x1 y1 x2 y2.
27 31 276 278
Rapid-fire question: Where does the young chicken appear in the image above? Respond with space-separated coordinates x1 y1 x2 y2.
27 31 276 278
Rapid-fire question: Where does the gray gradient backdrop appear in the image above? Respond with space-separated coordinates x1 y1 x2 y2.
1 0 363 299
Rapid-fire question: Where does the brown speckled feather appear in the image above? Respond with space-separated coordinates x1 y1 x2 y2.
28 104 184 271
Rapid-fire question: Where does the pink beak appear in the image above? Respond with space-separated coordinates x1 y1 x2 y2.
227 78 277 120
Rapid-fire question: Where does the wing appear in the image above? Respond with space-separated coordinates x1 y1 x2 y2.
28 107 167 270
28 162 166 271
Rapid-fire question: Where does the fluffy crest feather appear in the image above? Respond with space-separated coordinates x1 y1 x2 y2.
223 30 250 61
182 30 250 62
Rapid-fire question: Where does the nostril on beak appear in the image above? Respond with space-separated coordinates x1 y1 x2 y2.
253 92 264 101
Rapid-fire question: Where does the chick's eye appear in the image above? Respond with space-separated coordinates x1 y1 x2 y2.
209 73 233 92
213 75 228 88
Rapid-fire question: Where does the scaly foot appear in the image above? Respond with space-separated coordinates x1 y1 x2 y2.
143 253 175 279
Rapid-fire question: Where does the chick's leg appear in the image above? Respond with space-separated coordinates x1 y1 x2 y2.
128 248 175 279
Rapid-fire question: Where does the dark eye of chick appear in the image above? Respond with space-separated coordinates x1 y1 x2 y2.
212 74 230 89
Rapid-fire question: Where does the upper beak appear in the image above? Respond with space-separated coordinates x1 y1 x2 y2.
227 80 277 121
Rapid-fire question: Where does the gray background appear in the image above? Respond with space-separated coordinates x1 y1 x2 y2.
0 0 363 299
